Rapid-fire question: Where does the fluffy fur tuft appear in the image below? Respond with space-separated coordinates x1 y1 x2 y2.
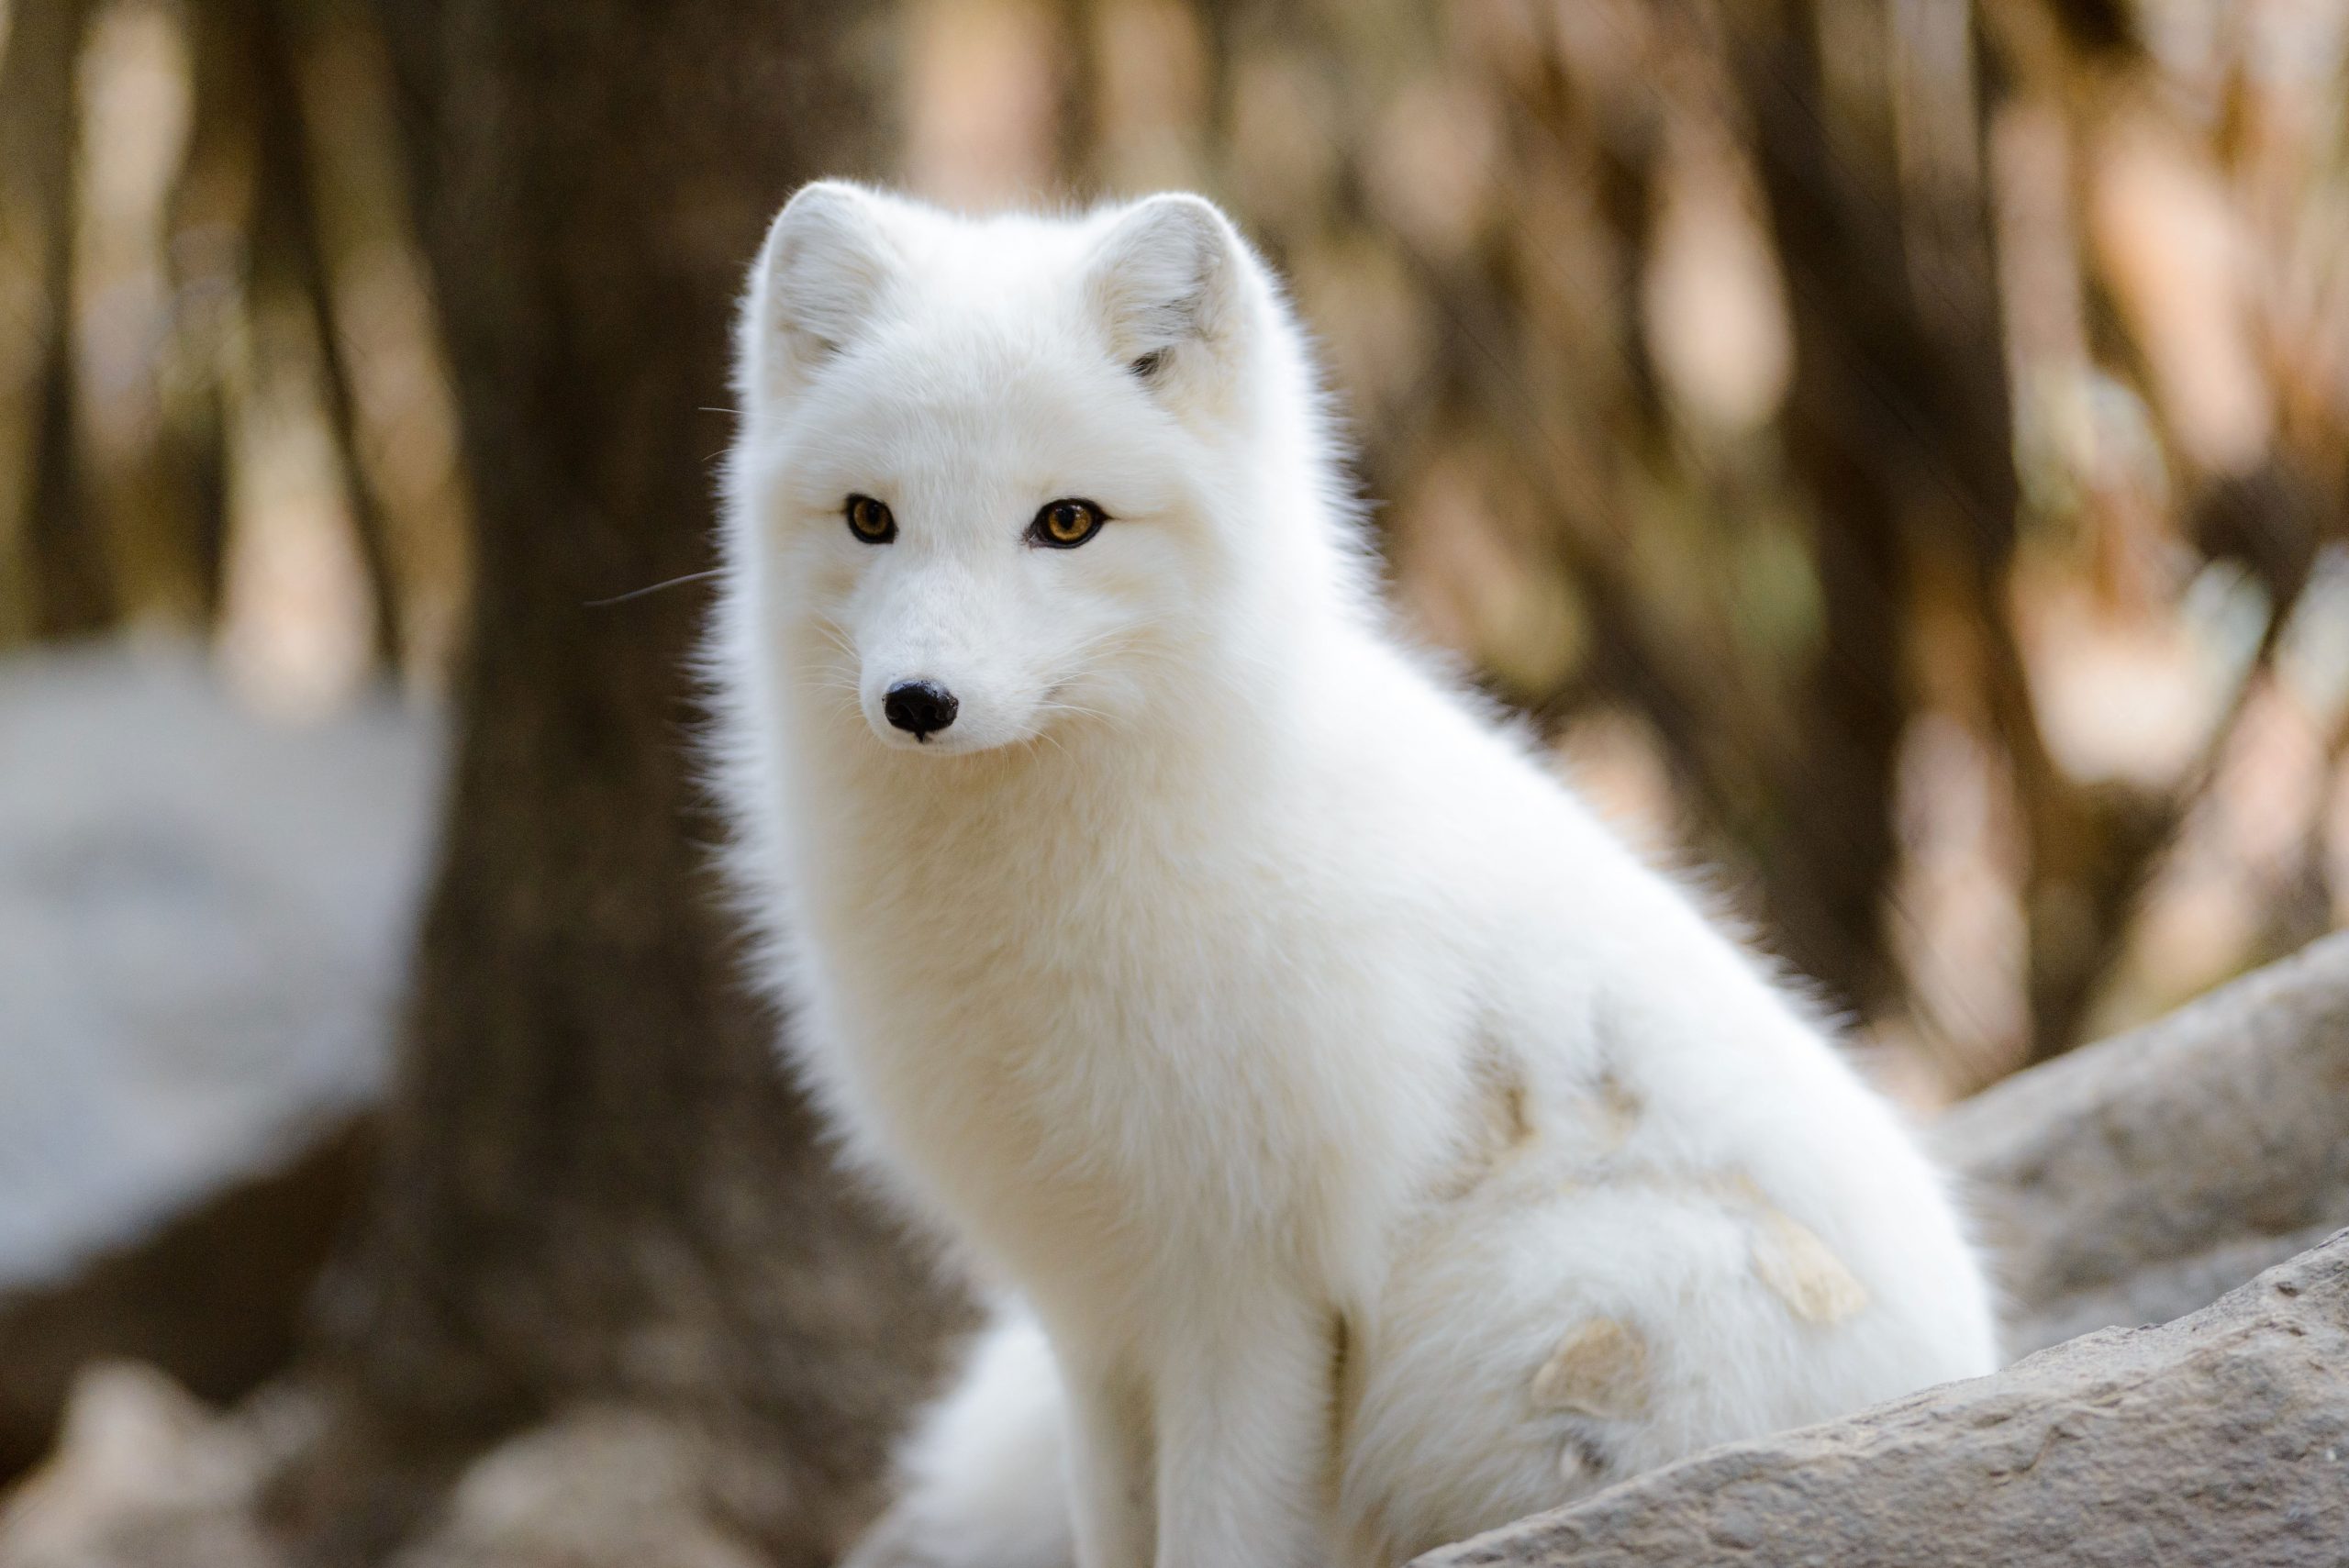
707 185 1998 1568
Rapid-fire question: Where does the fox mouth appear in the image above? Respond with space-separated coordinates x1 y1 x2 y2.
866 716 1002 756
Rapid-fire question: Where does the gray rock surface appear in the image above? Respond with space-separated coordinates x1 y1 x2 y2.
1938 932 2349 1355
0 641 440 1474
1415 1230 2349 1568
0 640 439 1290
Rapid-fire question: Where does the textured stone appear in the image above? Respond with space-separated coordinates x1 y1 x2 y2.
1938 932 2349 1354
0 642 432 1290
385 1407 784 1568
0 643 437 1481
0 1363 308 1568
1416 1230 2349 1568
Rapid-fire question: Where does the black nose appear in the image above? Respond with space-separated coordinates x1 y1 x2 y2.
883 679 959 739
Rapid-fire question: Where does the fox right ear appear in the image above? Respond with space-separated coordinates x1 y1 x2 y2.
739 182 899 411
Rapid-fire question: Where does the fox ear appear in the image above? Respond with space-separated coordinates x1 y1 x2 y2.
739 181 900 410
1085 194 1248 387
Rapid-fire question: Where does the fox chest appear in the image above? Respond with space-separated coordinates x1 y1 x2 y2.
822 906 1295 1162
797 855 1439 1278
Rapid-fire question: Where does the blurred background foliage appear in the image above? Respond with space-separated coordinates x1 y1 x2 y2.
4 0 2347 1102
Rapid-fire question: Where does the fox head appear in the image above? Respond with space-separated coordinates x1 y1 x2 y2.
725 184 1347 759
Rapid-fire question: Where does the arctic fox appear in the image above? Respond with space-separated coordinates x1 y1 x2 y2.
709 183 1998 1568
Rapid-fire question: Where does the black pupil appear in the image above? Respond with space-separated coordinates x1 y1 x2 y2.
1055 506 1080 535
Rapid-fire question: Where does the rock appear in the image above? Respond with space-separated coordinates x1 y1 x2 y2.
0 1362 317 1568
1937 932 2349 1354
384 1407 794 1568
1414 1229 2349 1568
0 1122 373 1482
0 641 440 1476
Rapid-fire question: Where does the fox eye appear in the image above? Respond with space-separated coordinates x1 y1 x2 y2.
844 494 896 543
1029 498 1107 549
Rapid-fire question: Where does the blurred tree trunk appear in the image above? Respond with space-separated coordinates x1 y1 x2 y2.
1729 0 2031 1029
1731 0 2179 1061
0 0 106 639
246 0 405 668
1730 0 1943 1023
286 3 961 1562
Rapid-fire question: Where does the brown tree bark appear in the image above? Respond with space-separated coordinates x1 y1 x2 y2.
0 0 106 639
284 2 963 1561
1726 0 2031 1032
1727 0 1944 1025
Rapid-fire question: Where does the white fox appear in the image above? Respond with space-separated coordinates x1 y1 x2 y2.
709 183 1998 1568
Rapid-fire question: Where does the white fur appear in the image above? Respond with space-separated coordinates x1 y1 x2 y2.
708 184 1998 1568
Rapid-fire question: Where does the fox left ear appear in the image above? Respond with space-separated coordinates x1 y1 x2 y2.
1084 194 1250 387
738 181 901 413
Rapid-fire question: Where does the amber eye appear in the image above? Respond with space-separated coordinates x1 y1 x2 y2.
1029 498 1107 549
844 494 896 543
